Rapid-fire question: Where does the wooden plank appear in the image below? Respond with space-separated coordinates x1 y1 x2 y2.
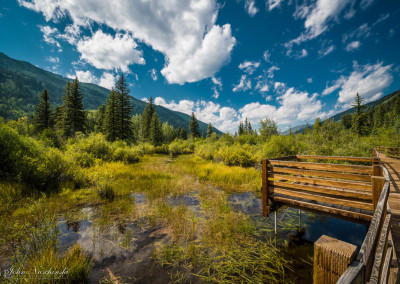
270 187 373 211
337 260 365 284
262 159 269 217
380 245 393 284
297 155 378 163
272 195 372 222
269 160 373 174
372 176 386 211
270 166 371 182
370 213 391 284
357 181 390 275
269 173 371 191
269 180 372 200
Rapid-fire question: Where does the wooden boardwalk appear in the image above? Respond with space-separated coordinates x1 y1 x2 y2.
379 152 400 282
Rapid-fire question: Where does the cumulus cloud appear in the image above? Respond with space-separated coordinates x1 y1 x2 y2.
245 0 259 17
99 72 117 89
67 70 98 84
19 0 236 84
263 50 271 62
318 42 335 58
47 56 59 63
323 62 393 108
345 41 361 51
76 30 145 72
233 75 252 92
267 66 280 78
307 77 313 83
211 76 223 99
267 0 284 11
238 60 260 75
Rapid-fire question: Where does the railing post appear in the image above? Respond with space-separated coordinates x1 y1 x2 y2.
262 159 270 217
313 235 357 284
372 175 386 211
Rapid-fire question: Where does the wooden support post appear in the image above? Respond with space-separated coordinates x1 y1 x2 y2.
372 176 386 211
262 159 270 217
313 235 357 284
373 165 382 176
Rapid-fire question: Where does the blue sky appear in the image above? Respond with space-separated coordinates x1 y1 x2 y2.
0 0 399 133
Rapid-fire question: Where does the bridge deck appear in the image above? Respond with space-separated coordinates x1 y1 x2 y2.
379 153 400 283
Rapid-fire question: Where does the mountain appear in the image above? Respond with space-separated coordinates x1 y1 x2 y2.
329 89 400 122
285 89 400 134
0 52 222 135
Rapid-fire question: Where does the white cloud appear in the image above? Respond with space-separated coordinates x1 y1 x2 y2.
67 70 98 84
318 44 335 58
323 62 393 108
39 25 62 52
211 76 223 99
345 40 361 51
245 0 259 17
20 0 236 85
211 77 222 89
233 75 252 92
150 69 158 81
47 56 59 64
286 0 356 49
267 0 284 11
99 72 117 89
263 50 271 62
267 66 280 78
307 77 313 83
274 82 286 93
238 60 260 75
76 30 145 72
360 0 375 9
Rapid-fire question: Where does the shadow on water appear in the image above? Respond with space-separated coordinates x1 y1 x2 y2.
228 192 368 284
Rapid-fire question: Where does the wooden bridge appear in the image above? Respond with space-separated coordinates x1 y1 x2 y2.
261 147 400 284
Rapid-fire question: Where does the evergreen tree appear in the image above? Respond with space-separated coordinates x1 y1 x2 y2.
115 74 133 140
180 128 188 140
238 122 244 136
150 112 163 146
62 78 85 137
104 89 119 141
33 89 52 132
244 117 249 133
95 104 106 132
189 112 200 138
248 121 253 134
141 97 156 140
314 117 322 130
52 106 64 130
341 113 353 129
207 123 213 137
351 93 367 136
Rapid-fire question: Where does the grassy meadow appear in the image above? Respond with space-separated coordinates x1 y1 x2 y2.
1 115 399 283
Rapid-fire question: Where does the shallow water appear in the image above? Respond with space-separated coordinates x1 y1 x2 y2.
55 190 367 283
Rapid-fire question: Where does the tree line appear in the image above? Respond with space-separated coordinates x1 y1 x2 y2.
32 75 215 145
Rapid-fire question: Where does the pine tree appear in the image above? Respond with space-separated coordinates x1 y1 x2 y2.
141 97 156 140
207 123 213 137
104 89 119 141
351 93 367 136
62 78 85 137
244 117 249 133
95 104 106 132
248 121 253 134
115 74 133 140
33 89 52 132
341 113 353 129
238 121 244 136
150 112 163 146
189 112 200 138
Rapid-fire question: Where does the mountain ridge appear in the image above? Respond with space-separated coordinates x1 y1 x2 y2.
0 52 222 135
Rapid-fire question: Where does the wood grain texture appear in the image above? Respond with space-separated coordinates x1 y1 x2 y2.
269 160 373 174
297 155 379 163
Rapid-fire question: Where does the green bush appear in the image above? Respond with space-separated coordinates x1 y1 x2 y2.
215 144 257 167
154 144 170 154
169 139 195 156
262 135 298 158
96 181 115 201
112 147 139 164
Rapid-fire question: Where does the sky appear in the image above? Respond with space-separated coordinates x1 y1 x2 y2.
0 0 399 133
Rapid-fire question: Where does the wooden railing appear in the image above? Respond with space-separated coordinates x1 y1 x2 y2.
375 146 400 159
261 151 394 283
337 149 393 284
262 155 379 222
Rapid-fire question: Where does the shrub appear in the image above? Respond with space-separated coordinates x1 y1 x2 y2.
154 144 170 154
262 135 298 158
169 139 195 156
215 144 257 167
96 181 115 201
112 147 139 164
